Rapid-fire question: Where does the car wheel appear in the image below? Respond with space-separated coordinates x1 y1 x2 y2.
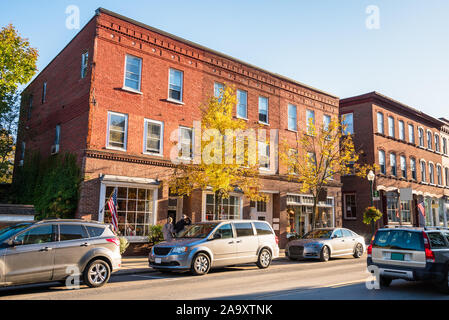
256 248 272 269
353 243 363 258
320 246 330 262
379 275 392 288
83 259 111 288
191 253 211 276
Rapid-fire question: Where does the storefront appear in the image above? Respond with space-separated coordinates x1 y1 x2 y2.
98 175 159 242
286 194 335 238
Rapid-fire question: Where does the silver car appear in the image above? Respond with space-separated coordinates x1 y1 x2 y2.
149 220 280 275
285 228 366 262
0 219 121 288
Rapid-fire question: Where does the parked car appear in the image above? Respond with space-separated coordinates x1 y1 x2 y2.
367 226 449 293
149 220 279 275
0 219 121 288
285 228 366 262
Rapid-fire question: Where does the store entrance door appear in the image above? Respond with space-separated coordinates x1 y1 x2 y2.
295 206 312 237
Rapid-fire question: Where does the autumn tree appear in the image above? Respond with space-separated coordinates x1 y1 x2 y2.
280 116 376 231
170 86 266 220
0 24 38 183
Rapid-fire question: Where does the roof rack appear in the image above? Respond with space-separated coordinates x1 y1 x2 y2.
383 225 423 229
423 226 449 231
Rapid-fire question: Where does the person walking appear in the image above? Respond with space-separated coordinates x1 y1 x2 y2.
162 217 175 241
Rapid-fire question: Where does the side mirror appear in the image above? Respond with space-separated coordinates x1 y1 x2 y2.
8 239 22 247
213 233 222 240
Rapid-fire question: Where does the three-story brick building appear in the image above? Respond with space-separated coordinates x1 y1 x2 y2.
15 8 343 248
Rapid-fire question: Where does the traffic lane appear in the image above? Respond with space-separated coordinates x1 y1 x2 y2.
0 257 368 300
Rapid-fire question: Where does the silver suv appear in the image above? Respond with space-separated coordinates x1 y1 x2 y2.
367 226 449 293
0 219 121 288
149 220 280 275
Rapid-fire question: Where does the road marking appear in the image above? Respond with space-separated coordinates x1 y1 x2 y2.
328 279 367 288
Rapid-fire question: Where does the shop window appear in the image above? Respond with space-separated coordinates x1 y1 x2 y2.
204 193 241 221
104 186 154 237
387 192 399 223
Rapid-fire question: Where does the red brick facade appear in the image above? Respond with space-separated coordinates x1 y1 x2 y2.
340 92 449 240
15 8 342 248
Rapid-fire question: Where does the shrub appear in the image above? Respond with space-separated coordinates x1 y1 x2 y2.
148 225 164 244
119 237 129 255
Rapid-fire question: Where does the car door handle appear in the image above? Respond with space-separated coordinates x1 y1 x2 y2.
227 241 234 244
40 247 52 252
236 240 242 243
80 242 90 247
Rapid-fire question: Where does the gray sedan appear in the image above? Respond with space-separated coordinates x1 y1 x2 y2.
285 228 366 262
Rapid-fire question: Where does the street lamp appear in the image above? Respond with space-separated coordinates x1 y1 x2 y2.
367 170 376 236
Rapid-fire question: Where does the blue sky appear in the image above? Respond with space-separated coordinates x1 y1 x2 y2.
2 0 448 118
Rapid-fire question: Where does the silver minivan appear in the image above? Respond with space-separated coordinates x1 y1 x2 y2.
0 219 121 288
149 220 280 275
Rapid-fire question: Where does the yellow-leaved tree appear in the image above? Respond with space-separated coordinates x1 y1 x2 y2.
280 116 377 231
170 85 266 220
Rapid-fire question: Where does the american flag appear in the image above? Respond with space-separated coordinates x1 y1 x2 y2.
417 202 426 218
107 187 119 232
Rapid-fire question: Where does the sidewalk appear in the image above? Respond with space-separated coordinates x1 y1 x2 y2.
115 249 286 276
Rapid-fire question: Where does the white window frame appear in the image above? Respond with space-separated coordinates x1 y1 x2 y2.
427 130 433 150
323 114 331 131
398 120 405 140
418 127 425 147
178 126 194 160
306 109 315 134
379 150 386 174
429 161 435 184
168 68 184 102
288 104 297 131
202 191 243 221
236 89 248 120
388 116 395 138
420 159 427 182
437 164 443 186
123 54 143 93
435 133 440 152
377 112 384 134
106 111 128 151
258 140 270 171
214 82 224 100
408 124 415 144
390 152 397 176
258 96 269 125
81 51 89 79
400 155 407 178
143 119 164 156
410 157 417 180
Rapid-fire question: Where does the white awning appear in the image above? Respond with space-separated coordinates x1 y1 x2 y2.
100 174 160 186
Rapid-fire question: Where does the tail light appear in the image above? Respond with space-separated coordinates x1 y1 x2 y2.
275 235 279 245
422 232 435 263
367 231 377 258
106 237 120 247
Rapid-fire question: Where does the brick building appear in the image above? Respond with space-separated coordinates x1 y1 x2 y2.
15 8 342 248
340 92 448 239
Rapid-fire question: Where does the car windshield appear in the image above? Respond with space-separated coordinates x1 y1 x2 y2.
302 229 333 239
177 223 218 239
0 223 33 243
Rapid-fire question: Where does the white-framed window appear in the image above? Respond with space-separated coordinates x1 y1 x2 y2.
144 119 164 156
410 157 417 180
323 114 331 131
344 193 357 220
377 112 384 134
435 134 440 152
390 153 397 176
258 141 270 170
388 116 395 137
445 167 449 186
341 112 354 135
429 162 435 184
42 82 47 104
259 96 269 124
214 82 224 101
169 68 183 102
443 138 447 155
400 155 407 178
437 165 442 185
179 126 193 159
398 120 405 140
204 193 241 221
379 150 386 174
427 130 433 149
420 160 426 182
107 111 128 150
124 54 142 92
306 109 315 134
103 185 156 237
418 128 424 147
236 89 247 119
288 148 298 174
81 51 89 79
408 124 415 144
288 104 297 131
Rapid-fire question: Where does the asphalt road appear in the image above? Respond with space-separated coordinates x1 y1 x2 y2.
0 255 448 300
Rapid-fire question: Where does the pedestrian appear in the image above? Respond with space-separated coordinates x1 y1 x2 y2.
174 214 191 233
162 217 175 241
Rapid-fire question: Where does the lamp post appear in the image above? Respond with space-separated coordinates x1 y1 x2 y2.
367 170 376 236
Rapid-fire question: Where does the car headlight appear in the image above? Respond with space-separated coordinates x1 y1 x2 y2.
305 243 321 249
171 246 188 254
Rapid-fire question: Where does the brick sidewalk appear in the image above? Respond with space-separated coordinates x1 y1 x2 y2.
114 250 286 276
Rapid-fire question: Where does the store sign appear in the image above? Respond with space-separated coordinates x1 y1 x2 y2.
400 188 413 201
372 191 380 201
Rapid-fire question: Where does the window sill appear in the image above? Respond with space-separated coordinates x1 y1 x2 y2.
121 87 143 95
236 116 248 121
421 181 429 185
106 146 127 152
258 121 269 126
143 152 164 157
165 98 185 105
286 128 298 133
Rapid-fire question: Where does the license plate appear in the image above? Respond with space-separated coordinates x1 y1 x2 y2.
155 258 162 264
391 253 404 261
